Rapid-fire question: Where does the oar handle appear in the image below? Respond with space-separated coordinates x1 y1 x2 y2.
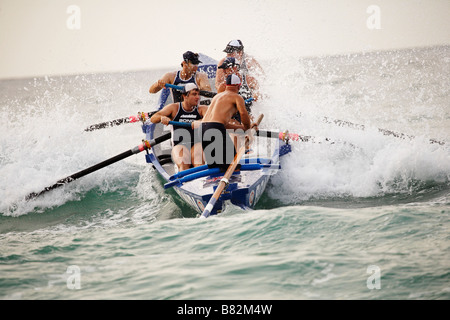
168 121 192 128
164 83 185 91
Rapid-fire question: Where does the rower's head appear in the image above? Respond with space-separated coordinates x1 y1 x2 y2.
225 74 241 92
181 83 200 105
181 51 201 72
218 57 240 76
223 40 244 58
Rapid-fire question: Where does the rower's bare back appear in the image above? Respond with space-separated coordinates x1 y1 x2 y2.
202 91 240 125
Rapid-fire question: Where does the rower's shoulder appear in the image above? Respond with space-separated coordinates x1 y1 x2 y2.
195 71 209 80
163 71 177 80
211 90 226 100
234 92 245 102
222 90 244 102
163 102 179 111
218 57 226 64
211 90 230 102
244 55 263 71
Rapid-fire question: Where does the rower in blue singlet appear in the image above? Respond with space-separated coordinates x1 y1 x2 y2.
171 100 202 147
171 69 198 103
150 83 208 171
149 51 212 103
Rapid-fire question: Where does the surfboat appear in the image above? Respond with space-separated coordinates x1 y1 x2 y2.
141 53 291 216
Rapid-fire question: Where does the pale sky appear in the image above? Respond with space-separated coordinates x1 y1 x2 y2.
1 0 449 79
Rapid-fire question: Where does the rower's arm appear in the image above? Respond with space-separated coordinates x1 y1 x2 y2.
246 75 260 101
150 104 176 125
197 72 212 91
215 60 226 92
149 72 173 94
235 96 251 131
225 119 245 130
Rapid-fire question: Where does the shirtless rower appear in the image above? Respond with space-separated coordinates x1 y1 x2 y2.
198 74 258 171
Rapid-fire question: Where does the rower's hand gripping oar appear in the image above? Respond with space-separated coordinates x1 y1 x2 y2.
25 132 172 201
84 111 158 132
200 114 264 219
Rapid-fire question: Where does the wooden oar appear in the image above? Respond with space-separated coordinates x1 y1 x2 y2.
25 132 172 201
200 114 264 218
84 111 158 132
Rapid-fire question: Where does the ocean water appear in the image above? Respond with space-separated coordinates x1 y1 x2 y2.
0 46 449 301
